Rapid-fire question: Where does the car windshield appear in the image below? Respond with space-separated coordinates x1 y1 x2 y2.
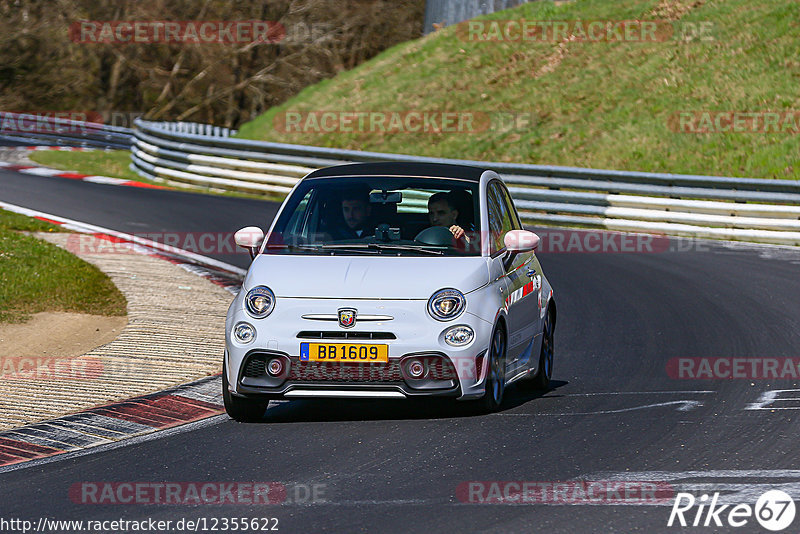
264 176 482 256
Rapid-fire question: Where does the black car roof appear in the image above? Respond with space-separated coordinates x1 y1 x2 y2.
304 162 488 182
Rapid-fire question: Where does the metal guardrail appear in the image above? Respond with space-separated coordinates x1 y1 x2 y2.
423 0 535 34
124 118 796 247
5 109 795 246
145 121 236 137
0 112 134 149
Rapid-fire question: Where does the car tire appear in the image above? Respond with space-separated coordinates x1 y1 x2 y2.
530 307 555 391
223 358 268 422
474 325 507 413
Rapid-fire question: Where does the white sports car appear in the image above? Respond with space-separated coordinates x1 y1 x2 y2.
223 162 556 421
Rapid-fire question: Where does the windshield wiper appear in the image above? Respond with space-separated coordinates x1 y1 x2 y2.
264 243 316 251
365 243 443 255
266 243 442 255
314 243 444 255
267 243 379 254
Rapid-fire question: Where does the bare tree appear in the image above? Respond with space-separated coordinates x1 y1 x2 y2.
0 0 425 128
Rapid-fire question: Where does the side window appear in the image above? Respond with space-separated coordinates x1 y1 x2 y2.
487 182 513 254
499 185 522 230
283 189 314 242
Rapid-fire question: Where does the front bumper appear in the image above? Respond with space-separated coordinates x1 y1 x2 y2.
232 349 477 399
225 296 494 401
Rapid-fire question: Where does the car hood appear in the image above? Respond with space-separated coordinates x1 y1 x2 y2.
243 254 490 299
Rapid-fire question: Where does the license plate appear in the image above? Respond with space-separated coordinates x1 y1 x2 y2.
299 343 388 363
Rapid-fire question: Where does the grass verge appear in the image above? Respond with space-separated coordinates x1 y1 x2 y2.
28 150 158 184
26 150 283 201
0 209 127 323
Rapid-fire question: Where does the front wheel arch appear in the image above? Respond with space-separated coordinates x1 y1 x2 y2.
548 299 557 331
533 304 555 390
473 320 507 413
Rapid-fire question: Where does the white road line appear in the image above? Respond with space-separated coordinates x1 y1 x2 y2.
82 175 129 185
595 470 800 480
547 391 715 397
498 400 704 416
17 167 64 176
745 389 800 410
578 470 800 506
286 499 442 507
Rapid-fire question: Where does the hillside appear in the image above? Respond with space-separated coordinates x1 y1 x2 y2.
237 0 800 179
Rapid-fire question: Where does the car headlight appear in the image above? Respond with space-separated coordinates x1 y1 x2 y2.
245 286 275 318
444 325 474 346
427 288 466 321
233 322 256 344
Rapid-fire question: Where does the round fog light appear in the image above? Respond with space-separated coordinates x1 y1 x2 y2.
267 358 284 377
233 322 255 344
407 359 425 379
444 325 474 347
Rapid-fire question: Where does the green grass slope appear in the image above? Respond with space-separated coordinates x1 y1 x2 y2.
0 210 127 323
237 0 800 179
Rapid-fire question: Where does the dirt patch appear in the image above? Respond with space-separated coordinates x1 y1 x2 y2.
649 0 706 21
534 34 579 78
0 312 126 361
0 232 231 430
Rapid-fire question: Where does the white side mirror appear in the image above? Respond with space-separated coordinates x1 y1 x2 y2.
235 226 265 258
504 230 540 253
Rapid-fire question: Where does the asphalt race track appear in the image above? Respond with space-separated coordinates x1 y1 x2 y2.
2 168 800 533
0 167 274 269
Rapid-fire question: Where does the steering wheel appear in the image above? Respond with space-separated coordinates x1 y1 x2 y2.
414 226 454 246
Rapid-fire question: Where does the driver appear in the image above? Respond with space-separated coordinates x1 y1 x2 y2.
427 192 469 242
336 187 372 239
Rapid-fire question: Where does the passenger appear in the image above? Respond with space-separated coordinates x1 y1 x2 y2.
447 189 476 231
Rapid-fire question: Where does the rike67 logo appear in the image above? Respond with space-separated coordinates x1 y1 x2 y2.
668 490 796 531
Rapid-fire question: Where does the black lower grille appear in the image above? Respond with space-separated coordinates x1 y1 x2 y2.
243 357 266 377
290 360 403 382
241 353 458 383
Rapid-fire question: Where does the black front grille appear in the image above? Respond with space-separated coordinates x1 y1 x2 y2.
241 353 402 382
243 356 266 378
241 352 458 384
296 331 396 340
